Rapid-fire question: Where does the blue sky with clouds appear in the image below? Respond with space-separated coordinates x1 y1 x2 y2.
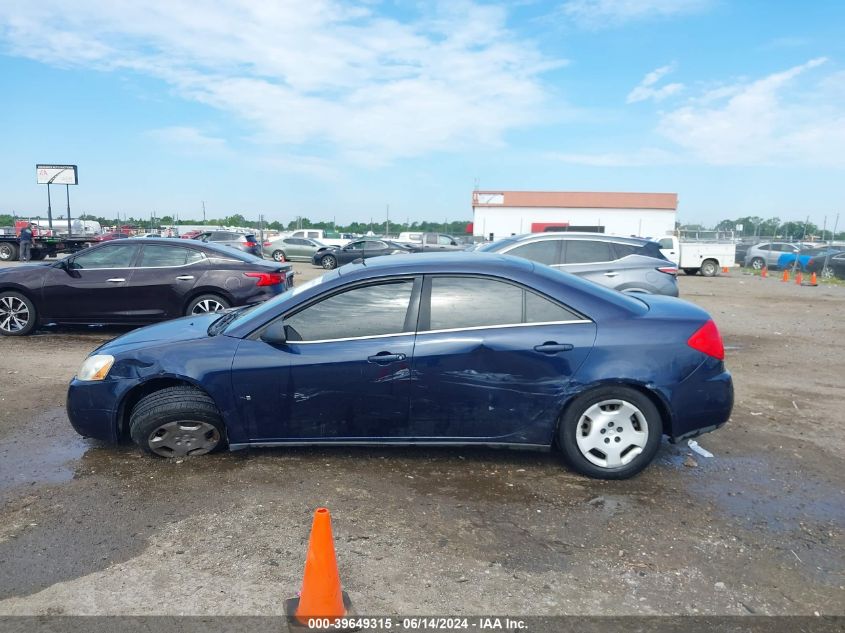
1 0 843 227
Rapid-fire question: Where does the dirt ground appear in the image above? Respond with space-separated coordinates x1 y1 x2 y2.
0 263 842 616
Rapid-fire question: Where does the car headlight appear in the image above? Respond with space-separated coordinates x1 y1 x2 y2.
76 354 115 381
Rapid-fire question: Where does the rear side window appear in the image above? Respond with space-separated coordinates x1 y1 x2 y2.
137 245 203 267
612 243 640 258
426 276 580 331
637 241 668 260
506 240 559 265
284 280 414 341
564 240 613 264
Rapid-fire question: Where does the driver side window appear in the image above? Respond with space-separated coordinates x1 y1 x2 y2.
70 244 139 269
283 280 415 342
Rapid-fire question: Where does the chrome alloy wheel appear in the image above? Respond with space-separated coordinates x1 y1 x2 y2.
0 295 30 334
575 399 649 469
191 298 226 314
147 420 221 457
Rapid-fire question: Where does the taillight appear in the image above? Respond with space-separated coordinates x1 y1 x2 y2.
245 272 285 286
657 266 678 276
245 241 257 248
687 320 724 360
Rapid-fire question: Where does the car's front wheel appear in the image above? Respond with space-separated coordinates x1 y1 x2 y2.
0 291 37 336
558 386 662 479
321 254 338 269
272 250 287 262
129 386 226 458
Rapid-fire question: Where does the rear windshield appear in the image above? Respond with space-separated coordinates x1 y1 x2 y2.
478 238 519 252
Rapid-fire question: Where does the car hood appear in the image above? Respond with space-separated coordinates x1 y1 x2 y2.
95 313 220 355
0 262 54 274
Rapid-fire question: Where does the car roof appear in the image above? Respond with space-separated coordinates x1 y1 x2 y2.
102 237 248 257
336 251 534 278
492 232 659 245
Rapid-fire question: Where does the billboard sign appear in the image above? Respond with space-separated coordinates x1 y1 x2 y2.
36 164 78 185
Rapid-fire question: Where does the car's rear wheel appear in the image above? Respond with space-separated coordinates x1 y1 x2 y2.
558 386 662 479
682 268 698 276
30 250 47 261
272 250 287 262
821 265 834 280
700 259 718 277
0 291 37 336
321 254 337 269
749 257 765 271
129 386 226 458
186 294 230 316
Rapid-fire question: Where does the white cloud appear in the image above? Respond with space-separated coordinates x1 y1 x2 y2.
627 63 683 103
657 58 845 167
0 1 561 165
546 147 675 166
146 127 227 153
560 0 712 28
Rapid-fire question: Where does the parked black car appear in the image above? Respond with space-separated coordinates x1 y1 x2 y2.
312 239 411 269
0 239 293 336
802 246 845 278
827 252 845 280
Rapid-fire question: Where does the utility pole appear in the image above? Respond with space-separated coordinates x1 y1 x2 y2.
202 200 206 223
386 204 390 237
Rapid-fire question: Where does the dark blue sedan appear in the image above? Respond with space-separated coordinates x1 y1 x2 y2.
67 253 733 479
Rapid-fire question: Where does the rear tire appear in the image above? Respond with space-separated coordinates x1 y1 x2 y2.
30 250 47 261
700 259 718 277
186 294 230 316
749 257 765 271
558 386 662 479
272 250 287 262
130 386 226 458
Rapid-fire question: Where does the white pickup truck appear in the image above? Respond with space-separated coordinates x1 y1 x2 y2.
658 236 737 277
287 229 354 248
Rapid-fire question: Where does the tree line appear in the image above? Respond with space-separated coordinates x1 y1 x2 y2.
680 216 844 241
0 213 472 236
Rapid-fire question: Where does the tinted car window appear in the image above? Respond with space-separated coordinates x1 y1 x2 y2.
757 244 771 251
284 280 414 341
71 244 138 269
612 243 640 258
564 240 614 264
507 240 558 265
428 277 523 330
137 245 201 267
525 291 580 323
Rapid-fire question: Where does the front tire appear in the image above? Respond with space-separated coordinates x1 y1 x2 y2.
272 250 287 262
558 386 662 479
320 254 338 269
186 294 230 316
129 386 226 458
0 291 37 336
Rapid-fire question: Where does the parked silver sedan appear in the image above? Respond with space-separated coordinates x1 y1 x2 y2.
263 237 326 262
478 233 679 296
743 242 801 270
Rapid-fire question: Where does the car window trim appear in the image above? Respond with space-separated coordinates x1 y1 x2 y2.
419 319 592 336
135 245 207 269
502 237 635 266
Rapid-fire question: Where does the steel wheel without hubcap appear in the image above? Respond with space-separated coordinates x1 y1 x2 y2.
147 420 221 457
575 399 649 469
0 295 32 334
192 298 225 314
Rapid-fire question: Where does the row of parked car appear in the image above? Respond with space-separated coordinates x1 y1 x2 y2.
742 242 845 278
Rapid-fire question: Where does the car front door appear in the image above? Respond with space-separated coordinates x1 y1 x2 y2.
124 244 206 320
40 242 140 322
408 275 596 443
230 277 420 441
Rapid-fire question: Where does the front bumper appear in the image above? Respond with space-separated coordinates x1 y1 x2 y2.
66 378 126 443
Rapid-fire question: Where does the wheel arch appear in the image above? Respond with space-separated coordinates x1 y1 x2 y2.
116 376 224 441
0 285 43 314
554 380 674 447
181 287 235 314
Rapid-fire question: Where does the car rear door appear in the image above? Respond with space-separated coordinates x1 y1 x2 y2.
408 275 596 443
558 239 620 288
123 243 206 320
230 277 420 440
39 242 140 322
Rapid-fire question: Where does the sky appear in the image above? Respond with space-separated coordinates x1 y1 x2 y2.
1 0 843 228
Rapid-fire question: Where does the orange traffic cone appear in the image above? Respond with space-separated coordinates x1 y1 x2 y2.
795 271 803 285
810 272 818 285
761 266 768 278
286 508 351 627
722 266 729 274
781 269 789 282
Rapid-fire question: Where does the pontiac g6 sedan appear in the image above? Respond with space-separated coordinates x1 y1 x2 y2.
67 253 733 479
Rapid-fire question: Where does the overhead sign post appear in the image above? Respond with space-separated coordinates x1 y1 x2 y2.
37 164 78 232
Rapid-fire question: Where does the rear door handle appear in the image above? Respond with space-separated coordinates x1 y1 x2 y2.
367 352 407 364
534 342 574 354
176 275 195 280
106 278 126 283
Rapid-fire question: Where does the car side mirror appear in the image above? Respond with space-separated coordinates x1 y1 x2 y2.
260 321 287 345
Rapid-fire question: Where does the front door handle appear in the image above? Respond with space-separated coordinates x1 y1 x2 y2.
603 271 618 277
367 352 407 364
176 275 195 281
534 342 574 354
106 278 126 283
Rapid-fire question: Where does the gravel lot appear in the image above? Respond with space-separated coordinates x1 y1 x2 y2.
0 262 843 616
